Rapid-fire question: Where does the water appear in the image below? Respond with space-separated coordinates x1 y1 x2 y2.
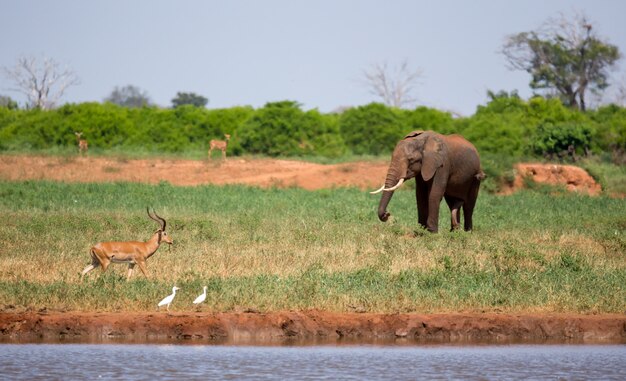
0 344 625 380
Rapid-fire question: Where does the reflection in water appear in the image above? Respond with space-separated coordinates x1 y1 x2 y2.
1 344 625 380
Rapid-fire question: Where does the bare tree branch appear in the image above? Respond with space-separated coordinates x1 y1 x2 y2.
2 56 80 109
363 59 423 108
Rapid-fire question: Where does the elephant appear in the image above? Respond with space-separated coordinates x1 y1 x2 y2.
371 130 484 233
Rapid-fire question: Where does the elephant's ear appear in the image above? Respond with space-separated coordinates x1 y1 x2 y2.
403 130 425 140
422 136 443 181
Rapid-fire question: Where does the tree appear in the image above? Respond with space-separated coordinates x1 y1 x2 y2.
0 95 18 109
2 56 80 110
104 85 152 108
171 92 208 108
502 12 621 111
363 59 423 108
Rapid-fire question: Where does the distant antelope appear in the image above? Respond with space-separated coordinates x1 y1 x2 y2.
74 132 88 154
81 208 173 281
208 134 231 159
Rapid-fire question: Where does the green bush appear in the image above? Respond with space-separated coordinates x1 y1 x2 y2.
459 94 588 158
0 108 65 149
531 122 593 159
589 104 626 158
1 95 625 161
0 103 254 153
340 103 407 155
238 101 345 157
205 106 254 155
405 106 457 134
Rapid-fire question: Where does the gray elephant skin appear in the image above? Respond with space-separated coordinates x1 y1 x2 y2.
373 130 484 233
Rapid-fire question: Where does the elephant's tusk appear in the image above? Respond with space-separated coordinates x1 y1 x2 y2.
369 184 386 194
383 178 405 191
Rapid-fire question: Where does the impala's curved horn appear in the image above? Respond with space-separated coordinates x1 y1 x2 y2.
153 209 167 231
147 207 166 231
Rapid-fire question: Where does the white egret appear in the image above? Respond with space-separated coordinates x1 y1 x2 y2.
157 286 180 311
193 286 207 305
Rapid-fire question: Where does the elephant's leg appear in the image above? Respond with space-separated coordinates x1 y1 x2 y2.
415 178 429 229
463 180 481 231
445 196 464 231
426 187 444 233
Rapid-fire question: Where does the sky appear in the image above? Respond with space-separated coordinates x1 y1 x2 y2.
1 0 625 116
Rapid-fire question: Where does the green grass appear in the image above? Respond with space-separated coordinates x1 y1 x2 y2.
0 180 624 313
0 146 214 161
0 147 389 165
581 158 626 196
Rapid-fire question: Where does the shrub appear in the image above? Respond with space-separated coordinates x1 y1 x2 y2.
530 122 594 160
0 96 624 161
460 94 588 158
339 103 406 155
589 104 626 161
238 101 345 157
405 106 456 134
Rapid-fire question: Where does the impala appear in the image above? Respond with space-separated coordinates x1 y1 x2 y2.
208 134 231 159
81 208 173 281
74 132 88 154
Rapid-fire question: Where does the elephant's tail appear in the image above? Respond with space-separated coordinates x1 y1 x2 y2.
475 171 486 181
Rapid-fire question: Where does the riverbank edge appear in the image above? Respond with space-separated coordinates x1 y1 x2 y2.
1 311 625 344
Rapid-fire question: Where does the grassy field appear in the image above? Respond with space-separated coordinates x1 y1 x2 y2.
0 179 624 314
0 146 387 165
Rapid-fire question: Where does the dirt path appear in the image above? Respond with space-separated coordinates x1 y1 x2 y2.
1 310 624 344
0 155 389 190
0 155 603 195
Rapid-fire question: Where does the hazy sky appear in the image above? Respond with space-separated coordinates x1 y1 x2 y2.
1 0 625 115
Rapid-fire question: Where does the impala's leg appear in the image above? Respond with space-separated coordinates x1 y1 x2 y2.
81 265 94 278
81 262 98 280
137 261 149 278
81 251 100 280
100 259 110 273
126 263 135 280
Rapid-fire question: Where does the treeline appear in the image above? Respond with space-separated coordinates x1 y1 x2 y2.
0 95 625 161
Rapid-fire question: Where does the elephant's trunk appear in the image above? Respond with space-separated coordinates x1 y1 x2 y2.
377 190 394 222
377 162 406 222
